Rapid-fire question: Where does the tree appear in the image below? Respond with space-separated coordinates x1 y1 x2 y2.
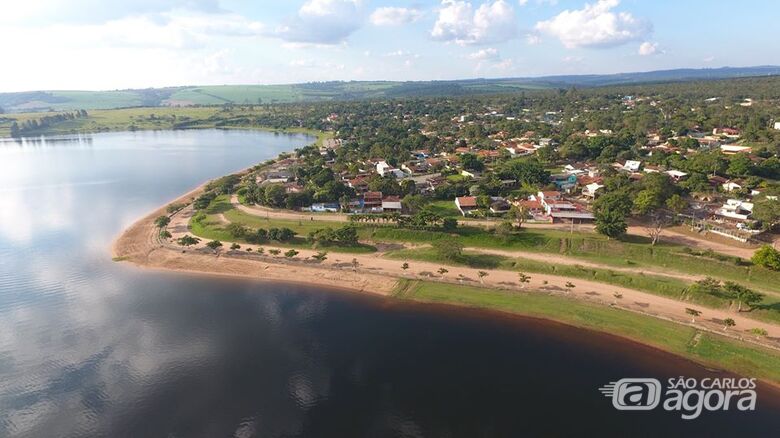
565 281 575 294
159 230 172 240
154 215 171 228
595 209 627 239
517 273 531 288
752 245 780 271
477 271 488 283
9 122 20 138
311 251 328 262
665 194 688 215
432 239 464 261
751 200 780 230
644 211 668 246
723 318 736 331
226 223 248 239
206 240 223 252
230 243 241 250
442 217 458 231
633 189 662 216
402 262 410 272
507 204 529 229
437 267 449 277
685 308 701 323
177 235 200 247
263 184 286 207
269 249 281 256
724 281 764 312
284 249 299 258
351 258 360 271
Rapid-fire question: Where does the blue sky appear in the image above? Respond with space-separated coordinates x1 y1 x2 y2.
1 0 779 91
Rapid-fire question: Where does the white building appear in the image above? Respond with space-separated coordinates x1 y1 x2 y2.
717 199 753 221
774 122 780 130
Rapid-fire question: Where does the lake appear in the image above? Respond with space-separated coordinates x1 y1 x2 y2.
0 130 778 437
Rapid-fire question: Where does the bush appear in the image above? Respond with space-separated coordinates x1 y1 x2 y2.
752 245 780 271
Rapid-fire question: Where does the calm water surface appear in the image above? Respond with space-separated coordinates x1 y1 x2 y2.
0 130 778 437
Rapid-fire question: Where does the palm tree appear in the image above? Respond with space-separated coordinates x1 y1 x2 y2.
749 328 768 339
565 281 575 294
206 240 223 254
311 251 328 262
402 262 410 272
723 318 736 331
478 271 488 283
685 308 701 323
351 258 359 271
517 272 531 288
154 215 171 228
437 267 449 277
284 249 299 259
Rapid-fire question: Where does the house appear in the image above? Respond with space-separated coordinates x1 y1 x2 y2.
722 180 743 192
512 199 544 215
582 183 605 198
665 170 689 182
717 199 753 221
622 160 642 172
455 196 478 216
713 128 741 138
363 191 383 212
489 199 511 214
774 122 780 131
720 144 752 155
376 160 392 176
310 203 340 213
381 196 403 212
550 174 578 192
259 170 293 184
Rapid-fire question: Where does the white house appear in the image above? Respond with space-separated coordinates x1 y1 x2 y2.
722 181 743 192
623 160 642 172
774 122 780 131
720 144 752 155
717 199 753 221
665 170 688 182
376 161 392 176
582 183 604 198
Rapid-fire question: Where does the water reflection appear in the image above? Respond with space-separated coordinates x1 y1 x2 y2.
0 130 778 437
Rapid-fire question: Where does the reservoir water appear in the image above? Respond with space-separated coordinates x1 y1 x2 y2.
0 130 778 437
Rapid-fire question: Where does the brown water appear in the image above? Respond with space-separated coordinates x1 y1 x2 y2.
0 130 778 437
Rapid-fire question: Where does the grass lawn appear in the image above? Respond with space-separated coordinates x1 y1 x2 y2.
190 196 375 254
385 247 780 323
394 280 780 383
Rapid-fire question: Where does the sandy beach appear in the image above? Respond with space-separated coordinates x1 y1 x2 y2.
112 178 780 355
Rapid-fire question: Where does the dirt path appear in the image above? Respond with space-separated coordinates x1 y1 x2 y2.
230 195 758 259
136 199 780 346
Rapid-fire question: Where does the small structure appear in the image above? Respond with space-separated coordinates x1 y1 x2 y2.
310 203 340 213
363 191 383 212
455 196 478 216
720 144 752 155
717 199 753 221
582 182 604 198
665 170 688 182
622 160 642 172
550 174 578 192
722 180 743 192
381 196 403 212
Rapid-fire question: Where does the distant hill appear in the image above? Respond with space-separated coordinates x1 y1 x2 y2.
2 66 779 113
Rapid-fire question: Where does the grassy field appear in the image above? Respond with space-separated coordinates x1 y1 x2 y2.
0 106 328 142
190 196 780 297
394 280 780 383
189 196 375 254
384 247 780 324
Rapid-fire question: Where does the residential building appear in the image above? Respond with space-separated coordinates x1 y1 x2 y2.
455 196 478 216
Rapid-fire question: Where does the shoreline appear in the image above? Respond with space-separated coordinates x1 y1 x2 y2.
112 175 780 385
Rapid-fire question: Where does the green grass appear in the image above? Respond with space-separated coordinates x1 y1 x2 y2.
190 196 375 254
385 247 780 323
394 280 780 383
425 200 462 218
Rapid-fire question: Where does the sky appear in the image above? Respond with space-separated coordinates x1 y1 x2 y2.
1 0 779 92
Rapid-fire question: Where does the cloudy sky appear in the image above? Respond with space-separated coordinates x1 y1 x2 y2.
2 0 779 92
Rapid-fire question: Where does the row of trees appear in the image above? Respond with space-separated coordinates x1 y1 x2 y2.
9 110 88 137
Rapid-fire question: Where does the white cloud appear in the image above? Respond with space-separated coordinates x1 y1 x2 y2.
638 41 658 56
535 0 651 49
370 7 423 26
467 48 500 61
525 33 542 45
0 0 221 25
274 0 363 44
431 0 517 46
